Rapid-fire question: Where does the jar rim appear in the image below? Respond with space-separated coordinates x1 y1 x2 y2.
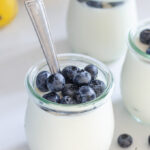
128 19 150 62
25 53 114 114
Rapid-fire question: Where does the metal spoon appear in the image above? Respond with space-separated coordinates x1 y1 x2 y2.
25 0 60 74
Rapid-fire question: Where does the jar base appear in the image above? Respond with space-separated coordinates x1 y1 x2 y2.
124 103 150 126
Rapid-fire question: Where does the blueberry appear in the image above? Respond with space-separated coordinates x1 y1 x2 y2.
85 64 98 79
62 84 78 98
148 136 150 145
146 47 150 55
36 71 50 92
76 86 96 103
140 29 150 44
86 1 103 8
60 96 76 104
62 66 80 83
47 73 65 92
90 80 106 97
109 2 124 7
73 70 92 85
43 92 60 103
118 134 133 148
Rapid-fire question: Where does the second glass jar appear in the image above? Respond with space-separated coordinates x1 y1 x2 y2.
67 0 137 62
121 20 150 125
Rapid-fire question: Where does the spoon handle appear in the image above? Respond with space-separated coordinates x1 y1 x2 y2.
25 0 60 74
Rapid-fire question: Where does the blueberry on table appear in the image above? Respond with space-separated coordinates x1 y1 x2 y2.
62 84 78 98
73 70 92 85
62 66 80 83
146 47 150 55
140 29 150 44
76 86 96 103
36 71 50 92
60 96 76 104
47 73 65 92
86 1 103 8
85 64 98 79
90 80 106 97
43 92 60 103
118 134 133 148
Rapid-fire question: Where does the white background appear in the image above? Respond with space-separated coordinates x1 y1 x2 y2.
0 0 150 150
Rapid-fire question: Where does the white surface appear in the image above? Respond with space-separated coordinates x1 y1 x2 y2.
0 0 150 150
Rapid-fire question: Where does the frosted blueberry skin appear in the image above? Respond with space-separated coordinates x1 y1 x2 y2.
75 86 96 103
59 96 76 104
73 70 92 85
43 92 60 103
62 66 80 83
118 134 133 148
109 1 124 7
140 29 150 45
36 71 50 92
85 64 98 80
78 0 124 8
90 80 106 97
47 73 65 92
62 84 79 98
86 1 103 8
146 47 150 55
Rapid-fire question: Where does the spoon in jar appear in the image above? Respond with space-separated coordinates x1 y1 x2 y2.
24 0 60 74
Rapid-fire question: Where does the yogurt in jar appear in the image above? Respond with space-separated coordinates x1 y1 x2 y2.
67 0 137 62
121 20 150 124
25 53 114 150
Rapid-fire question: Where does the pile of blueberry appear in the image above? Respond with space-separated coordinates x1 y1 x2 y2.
140 29 150 54
118 134 150 148
36 64 106 104
78 0 124 8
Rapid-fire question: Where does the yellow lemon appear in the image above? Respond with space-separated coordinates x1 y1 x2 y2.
0 0 18 28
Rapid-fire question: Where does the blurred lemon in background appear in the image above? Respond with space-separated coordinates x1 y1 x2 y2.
0 0 18 28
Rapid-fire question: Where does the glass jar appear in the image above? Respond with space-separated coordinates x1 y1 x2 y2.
121 20 150 125
67 0 137 62
25 53 114 150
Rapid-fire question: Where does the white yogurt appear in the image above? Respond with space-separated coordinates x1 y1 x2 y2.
67 0 137 62
25 95 114 150
25 53 114 150
121 21 150 124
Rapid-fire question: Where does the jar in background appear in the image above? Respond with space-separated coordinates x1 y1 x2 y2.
121 20 150 125
67 0 138 62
